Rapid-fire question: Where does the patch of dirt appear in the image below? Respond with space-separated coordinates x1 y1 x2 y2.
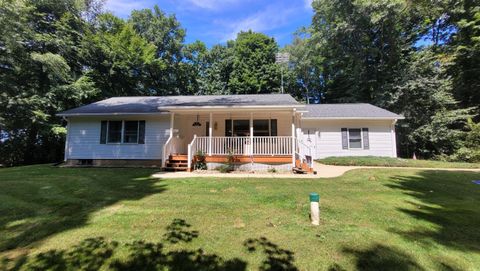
234 218 245 229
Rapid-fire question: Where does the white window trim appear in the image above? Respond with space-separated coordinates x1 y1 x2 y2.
106 120 140 144
347 128 363 150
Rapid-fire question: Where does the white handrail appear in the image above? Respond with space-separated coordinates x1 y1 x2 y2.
188 135 197 170
163 136 184 167
162 136 173 167
296 138 312 167
191 136 293 156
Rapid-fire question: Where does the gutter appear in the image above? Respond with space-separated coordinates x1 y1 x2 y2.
302 116 405 120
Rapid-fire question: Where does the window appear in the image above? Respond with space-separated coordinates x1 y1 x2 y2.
123 121 139 143
101 120 145 144
233 120 250 136
107 121 122 143
348 128 362 148
253 120 269 136
225 119 278 136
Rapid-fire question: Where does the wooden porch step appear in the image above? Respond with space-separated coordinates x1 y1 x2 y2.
169 154 188 160
168 159 188 163
162 166 188 172
167 162 188 167
292 167 307 174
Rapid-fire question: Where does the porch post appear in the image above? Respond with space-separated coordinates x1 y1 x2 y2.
292 109 296 167
163 112 175 167
209 112 212 156
250 112 254 155
170 112 175 138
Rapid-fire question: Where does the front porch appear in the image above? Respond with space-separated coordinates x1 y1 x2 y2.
162 109 313 173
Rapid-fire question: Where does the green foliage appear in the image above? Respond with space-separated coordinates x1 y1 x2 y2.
216 164 233 173
194 150 207 170
318 156 480 168
1 0 479 166
450 119 480 162
228 31 280 94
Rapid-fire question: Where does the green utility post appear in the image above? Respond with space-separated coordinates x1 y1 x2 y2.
310 192 320 225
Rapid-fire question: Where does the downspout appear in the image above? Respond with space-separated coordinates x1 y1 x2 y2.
391 119 398 158
63 116 69 162
291 108 296 168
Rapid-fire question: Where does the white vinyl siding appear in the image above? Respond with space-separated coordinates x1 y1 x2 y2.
300 119 397 159
66 115 169 160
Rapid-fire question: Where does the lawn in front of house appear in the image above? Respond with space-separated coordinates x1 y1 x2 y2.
0 165 479 270
318 156 480 169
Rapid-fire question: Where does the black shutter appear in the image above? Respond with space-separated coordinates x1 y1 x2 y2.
138 121 146 144
100 121 107 144
362 128 369 149
270 119 277 136
225 119 232 136
341 128 348 149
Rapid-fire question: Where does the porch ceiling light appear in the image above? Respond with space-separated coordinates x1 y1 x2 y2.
192 114 202 127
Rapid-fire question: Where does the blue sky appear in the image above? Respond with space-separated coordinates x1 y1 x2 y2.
105 0 314 47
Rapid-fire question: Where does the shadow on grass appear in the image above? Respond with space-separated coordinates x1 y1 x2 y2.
328 244 424 271
0 166 165 253
387 170 480 252
244 237 298 271
1 219 298 271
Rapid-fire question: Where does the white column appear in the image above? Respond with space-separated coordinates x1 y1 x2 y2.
391 120 398 158
209 112 213 156
250 112 254 155
170 112 175 137
292 109 296 167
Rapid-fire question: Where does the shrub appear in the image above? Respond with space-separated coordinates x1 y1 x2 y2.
194 150 207 170
216 164 232 173
450 147 480 163
267 167 277 173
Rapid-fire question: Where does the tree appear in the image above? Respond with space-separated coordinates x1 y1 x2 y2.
82 13 156 97
129 6 186 95
284 30 324 103
0 0 101 166
310 0 419 105
447 0 480 115
228 31 280 94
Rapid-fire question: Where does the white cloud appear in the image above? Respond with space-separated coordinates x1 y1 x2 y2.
217 4 299 41
186 0 242 10
304 0 313 9
105 0 152 17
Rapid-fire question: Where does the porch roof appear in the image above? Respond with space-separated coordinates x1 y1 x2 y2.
57 94 301 116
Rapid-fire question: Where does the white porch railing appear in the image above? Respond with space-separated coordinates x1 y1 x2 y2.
162 136 184 166
191 136 293 156
295 138 313 168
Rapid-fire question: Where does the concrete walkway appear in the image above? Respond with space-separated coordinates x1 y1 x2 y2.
152 163 480 179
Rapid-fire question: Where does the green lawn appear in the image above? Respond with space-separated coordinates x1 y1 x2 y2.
318 156 480 169
0 165 479 270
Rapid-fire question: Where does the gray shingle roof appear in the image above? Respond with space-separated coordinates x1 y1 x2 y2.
303 104 403 119
57 94 300 115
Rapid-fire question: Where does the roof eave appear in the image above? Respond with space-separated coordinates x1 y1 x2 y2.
302 116 405 120
160 104 304 111
56 112 169 117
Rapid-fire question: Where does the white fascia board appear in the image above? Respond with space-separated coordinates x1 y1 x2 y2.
164 105 304 112
56 112 170 117
302 116 405 120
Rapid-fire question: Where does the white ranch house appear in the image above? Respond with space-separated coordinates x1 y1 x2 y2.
57 94 403 172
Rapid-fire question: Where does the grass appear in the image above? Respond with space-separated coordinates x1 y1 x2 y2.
0 164 479 270
318 156 480 169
